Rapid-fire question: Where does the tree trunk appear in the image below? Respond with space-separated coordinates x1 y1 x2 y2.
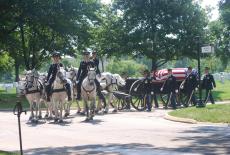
151 58 158 71
100 56 104 72
19 20 30 70
15 59 20 82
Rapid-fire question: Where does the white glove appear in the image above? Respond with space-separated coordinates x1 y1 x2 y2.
175 89 178 93
160 88 163 91
76 81 79 84
45 82 49 86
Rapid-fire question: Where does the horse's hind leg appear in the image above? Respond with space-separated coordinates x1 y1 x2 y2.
38 101 42 119
84 101 89 121
59 101 63 123
29 102 34 120
90 100 96 120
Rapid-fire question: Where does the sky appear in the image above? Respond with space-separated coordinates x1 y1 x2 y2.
101 0 220 21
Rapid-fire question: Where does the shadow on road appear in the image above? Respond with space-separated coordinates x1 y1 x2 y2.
171 125 230 155
23 125 230 155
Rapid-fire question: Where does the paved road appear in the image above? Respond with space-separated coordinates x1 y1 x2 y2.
0 109 230 155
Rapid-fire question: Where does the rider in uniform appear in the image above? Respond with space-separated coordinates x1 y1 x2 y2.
45 51 72 101
91 51 106 103
76 50 93 100
202 67 216 104
161 68 178 109
183 66 198 105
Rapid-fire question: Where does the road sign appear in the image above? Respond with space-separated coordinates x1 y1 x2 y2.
201 45 214 53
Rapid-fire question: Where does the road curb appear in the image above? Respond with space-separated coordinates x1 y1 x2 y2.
164 113 197 124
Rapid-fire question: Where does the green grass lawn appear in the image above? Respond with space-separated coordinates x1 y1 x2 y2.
169 104 230 123
0 151 18 155
213 81 230 101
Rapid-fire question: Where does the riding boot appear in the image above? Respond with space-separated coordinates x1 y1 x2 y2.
45 84 52 102
76 80 82 100
65 83 72 101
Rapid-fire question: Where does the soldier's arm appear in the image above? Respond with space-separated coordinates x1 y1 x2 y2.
76 62 82 81
212 75 216 88
96 59 101 75
49 64 58 82
46 65 53 81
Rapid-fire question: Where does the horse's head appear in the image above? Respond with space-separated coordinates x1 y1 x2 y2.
25 69 39 88
56 67 67 84
16 80 26 96
87 67 96 85
113 74 126 86
67 67 78 81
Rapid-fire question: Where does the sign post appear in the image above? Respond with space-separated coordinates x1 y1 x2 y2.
194 36 205 108
13 101 26 155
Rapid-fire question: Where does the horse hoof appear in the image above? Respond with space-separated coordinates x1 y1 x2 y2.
79 112 86 116
54 118 59 123
48 117 53 120
64 113 69 117
59 120 64 123
112 110 117 113
44 114 48 118
76 111 81 114
29 116 33 120
85 118 90 122
38 116 42 119
89 117 93 120
104 110 108 114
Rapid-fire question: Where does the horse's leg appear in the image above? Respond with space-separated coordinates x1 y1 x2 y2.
59 100 63 123
96 97 101 113
29 101 34 121
44 101 49 118
90 99 96 120
104 92 112 113
84 100 89 121
53 99 59 122
38 100 42 119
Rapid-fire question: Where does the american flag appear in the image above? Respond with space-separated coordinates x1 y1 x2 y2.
154 68 187 81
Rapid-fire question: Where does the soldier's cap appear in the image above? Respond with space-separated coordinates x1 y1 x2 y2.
188 66 192 70
82 50 90 55
52 51 61 57
167 68 172 72
205 67 210 70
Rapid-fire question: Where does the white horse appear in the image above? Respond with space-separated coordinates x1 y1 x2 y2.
100 72 126 113
18 69 44 122
66 66 81 113
38 72 53 118
81 68 97 121
52 66 73 123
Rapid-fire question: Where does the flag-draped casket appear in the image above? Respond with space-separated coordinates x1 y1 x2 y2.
154 68 188 81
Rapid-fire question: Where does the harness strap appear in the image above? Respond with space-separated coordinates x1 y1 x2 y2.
52 88 66 93
81 85 95 94
26 89 41 94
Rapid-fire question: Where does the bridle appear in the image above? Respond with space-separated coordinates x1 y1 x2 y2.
25 71 41 94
